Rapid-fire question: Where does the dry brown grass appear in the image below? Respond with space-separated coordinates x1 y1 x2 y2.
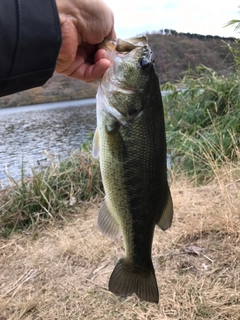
0 172 240 320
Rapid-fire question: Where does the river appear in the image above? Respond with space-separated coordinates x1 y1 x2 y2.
0 99 97 187
0 91 169 187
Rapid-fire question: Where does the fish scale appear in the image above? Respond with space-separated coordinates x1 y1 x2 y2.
92 36 173 303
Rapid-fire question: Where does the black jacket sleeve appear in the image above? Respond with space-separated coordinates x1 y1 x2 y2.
0 0 62 97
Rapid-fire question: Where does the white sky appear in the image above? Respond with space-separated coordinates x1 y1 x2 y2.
104 0 240 39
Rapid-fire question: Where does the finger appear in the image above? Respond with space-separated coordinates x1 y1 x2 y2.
106 27 116 40
65 55 110 82
76 58 111 81
57 47 111 81
94 48 109 63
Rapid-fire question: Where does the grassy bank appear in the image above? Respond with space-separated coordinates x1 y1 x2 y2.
0 122 239 320
0 165 239 319
0 147 103 237
162 66 240 184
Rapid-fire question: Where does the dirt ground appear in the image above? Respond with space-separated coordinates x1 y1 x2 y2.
0 176 240 320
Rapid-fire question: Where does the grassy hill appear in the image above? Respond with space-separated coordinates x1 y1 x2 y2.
0 31 237 108
147 31 237 83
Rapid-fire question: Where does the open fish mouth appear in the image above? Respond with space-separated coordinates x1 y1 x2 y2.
116 37 155 64
100 36 148 53
116 37 148 52
100 36 154 62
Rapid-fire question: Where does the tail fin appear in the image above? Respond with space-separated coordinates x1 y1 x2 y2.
109 258 159 303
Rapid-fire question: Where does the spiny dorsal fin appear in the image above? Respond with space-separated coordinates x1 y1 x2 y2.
92 127 100 158
98 198 121 240
157 187 173 231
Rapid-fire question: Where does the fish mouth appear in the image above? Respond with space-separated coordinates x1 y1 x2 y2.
116 36 148 53
99 36 148 55
99 36 153 94
110 36 154 66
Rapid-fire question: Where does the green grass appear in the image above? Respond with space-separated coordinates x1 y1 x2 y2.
0 146 103 236
162 65 240 184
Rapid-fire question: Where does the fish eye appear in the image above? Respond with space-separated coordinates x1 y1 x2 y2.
139 57 151 69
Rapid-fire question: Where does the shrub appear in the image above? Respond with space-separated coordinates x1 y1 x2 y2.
163 65 240 183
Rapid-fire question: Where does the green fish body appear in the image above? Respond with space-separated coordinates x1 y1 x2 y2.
92 36 173 304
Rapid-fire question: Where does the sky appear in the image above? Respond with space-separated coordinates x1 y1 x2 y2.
104 0 240 39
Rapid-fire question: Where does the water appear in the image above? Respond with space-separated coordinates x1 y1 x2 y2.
0 99 97 186
0 91 170 187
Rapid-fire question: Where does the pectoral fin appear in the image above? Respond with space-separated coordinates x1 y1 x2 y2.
92 127 100 158
98 198 121 240
157 187 173 231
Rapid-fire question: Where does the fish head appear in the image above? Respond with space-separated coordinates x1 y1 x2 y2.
97 36 156 122
100 36 155 90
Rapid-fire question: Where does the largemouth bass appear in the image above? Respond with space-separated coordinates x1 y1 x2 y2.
92 36 173 304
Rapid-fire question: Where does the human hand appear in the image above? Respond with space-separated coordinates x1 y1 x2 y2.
55 0 116 82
